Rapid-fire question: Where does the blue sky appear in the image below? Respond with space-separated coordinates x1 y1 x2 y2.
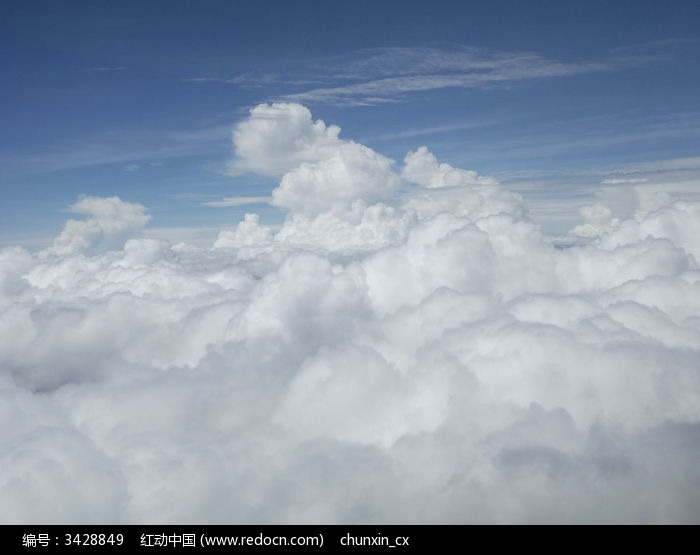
2 0 699 247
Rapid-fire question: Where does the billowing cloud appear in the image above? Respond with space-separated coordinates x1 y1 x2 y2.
401 146 525 222
233 102 400 216
403 146 498 188
232 102 344 176
2 104 700 524
47 195 150 256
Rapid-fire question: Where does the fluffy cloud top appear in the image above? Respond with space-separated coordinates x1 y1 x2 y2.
47 195 150 256
398 146 526 222
2 104 700 524
232 103 343 176
403 146 498 188
233 103 399 216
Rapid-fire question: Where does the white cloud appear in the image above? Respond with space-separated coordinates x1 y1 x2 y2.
601 200 700 261
215 201 414 253
233 103 400 216
213 213 274 248
202 196 272 208
204 43 682 107
272 144 398 216
2 104 700 524
600 177 647 185
403 146 498 187
400 146 525 222
570 203 618 238
46 196 150 256
141 225 223 247
231 103 343 176
271 46 644 106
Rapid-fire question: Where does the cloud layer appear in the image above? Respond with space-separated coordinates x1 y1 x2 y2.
1 104 699 523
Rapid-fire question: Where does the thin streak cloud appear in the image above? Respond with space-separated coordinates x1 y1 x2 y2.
202 196 272 208
215 45 665 106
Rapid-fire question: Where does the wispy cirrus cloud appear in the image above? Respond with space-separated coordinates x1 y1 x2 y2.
202 196 272 208
494 153 700 232
283 50 618 105
89 66 128 72
364 120 501 142
479 111 700 163
0 123 231 181
200 45 671 106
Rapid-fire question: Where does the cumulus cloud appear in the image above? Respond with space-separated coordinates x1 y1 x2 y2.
46 195 150 256
2 104 700 524
233 103 399 216
401 146 525 222
570 203 619 238
569 187 700 263
231 102 344 176
403 146 498 188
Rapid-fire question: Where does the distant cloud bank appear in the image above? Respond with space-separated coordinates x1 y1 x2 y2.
1 104 699 523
